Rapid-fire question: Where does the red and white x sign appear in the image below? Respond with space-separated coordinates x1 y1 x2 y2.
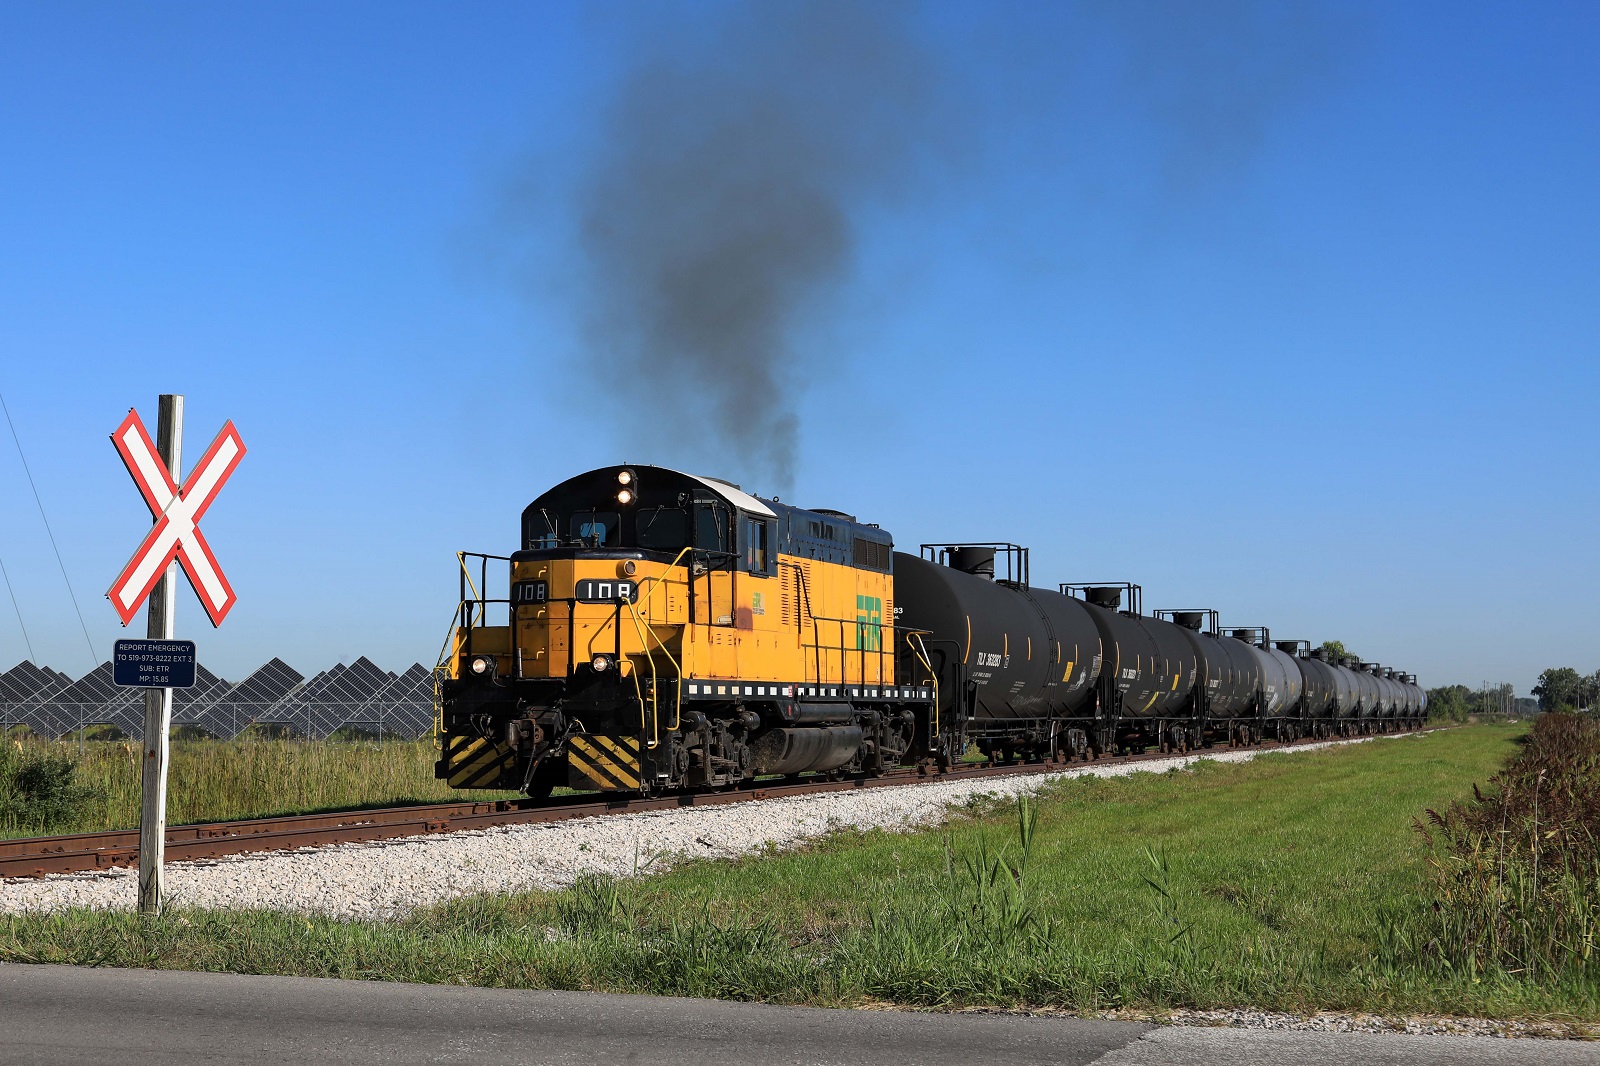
107 409 246 627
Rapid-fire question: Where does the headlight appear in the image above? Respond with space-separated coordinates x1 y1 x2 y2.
616 469 634 486
469 655 495 676
616 488 634 505
591 654 612 672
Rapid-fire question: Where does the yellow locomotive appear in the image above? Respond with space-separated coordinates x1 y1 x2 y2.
436 465 933 796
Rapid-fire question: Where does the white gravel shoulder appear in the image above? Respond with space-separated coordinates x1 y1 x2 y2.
0 735 1404 919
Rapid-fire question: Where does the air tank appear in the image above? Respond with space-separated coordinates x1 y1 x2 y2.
893 552 1100 721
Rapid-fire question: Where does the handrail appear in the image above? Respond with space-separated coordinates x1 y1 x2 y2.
622 547 693 749
805 611 892 686
909 631 940 743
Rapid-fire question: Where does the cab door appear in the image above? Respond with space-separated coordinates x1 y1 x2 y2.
691 502 739 677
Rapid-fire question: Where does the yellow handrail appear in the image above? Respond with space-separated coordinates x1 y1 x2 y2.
620 547 693 749
431 598 476 745
456 552 488 628
909 631 940 750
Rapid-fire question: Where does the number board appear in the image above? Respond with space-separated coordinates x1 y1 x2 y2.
112 639 198 688
575 579 638 604
512 579 640 604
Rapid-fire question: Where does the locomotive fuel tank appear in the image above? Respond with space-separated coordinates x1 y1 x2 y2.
893 551 1099 720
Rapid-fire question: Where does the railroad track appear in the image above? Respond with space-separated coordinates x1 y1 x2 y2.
0 733 1368 879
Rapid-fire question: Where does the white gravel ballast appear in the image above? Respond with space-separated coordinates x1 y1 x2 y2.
0 736 1397 919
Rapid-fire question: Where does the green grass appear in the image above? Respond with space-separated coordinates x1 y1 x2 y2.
0 738 516 838
4 722 1593 1023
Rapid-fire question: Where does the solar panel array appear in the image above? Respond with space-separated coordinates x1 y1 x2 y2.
0 658 439 740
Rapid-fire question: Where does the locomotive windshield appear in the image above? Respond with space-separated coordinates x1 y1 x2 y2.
525 509 558 549
636 506 689 550
569 510 620 546
521 498 731 557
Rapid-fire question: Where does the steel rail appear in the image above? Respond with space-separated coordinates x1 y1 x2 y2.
0 733 1380 880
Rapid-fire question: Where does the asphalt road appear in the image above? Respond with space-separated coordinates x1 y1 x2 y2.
0 964 1593 1065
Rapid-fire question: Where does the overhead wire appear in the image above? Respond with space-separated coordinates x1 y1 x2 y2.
0 389 99 669
0 553 36 661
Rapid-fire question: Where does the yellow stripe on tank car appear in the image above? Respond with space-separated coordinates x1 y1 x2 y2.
964 616 971 664
1063 660 1075 682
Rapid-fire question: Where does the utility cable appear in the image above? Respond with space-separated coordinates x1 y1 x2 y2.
0 390 99 669
0 552 36 661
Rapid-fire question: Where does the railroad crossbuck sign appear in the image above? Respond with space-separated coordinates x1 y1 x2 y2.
107 409 246 626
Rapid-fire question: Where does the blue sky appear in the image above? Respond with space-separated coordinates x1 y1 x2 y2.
0 1 1595 692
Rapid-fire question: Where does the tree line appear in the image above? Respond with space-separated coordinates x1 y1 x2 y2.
1426 682 1533 723
1531 667 1600 713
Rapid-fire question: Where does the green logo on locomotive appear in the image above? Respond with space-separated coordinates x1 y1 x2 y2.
856 594 882 652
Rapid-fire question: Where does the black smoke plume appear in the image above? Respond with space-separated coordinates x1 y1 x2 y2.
574 1 937 492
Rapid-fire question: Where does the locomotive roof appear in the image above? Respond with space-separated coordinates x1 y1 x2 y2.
678 470 776 518
525 464 891 546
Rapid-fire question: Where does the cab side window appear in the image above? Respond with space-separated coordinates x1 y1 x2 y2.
694 504 730 561
745 517 774 576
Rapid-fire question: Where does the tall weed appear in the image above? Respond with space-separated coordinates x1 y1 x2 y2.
1407 712 1600 978
0 741 97 834
0 737 513 838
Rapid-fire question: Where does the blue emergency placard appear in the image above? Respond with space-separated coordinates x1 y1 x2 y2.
112 639 197 688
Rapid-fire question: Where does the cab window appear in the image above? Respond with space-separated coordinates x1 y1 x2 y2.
694 504 729 558
570 511 619 546
525 510 559 550
636 507 689 551
745 517 773 575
